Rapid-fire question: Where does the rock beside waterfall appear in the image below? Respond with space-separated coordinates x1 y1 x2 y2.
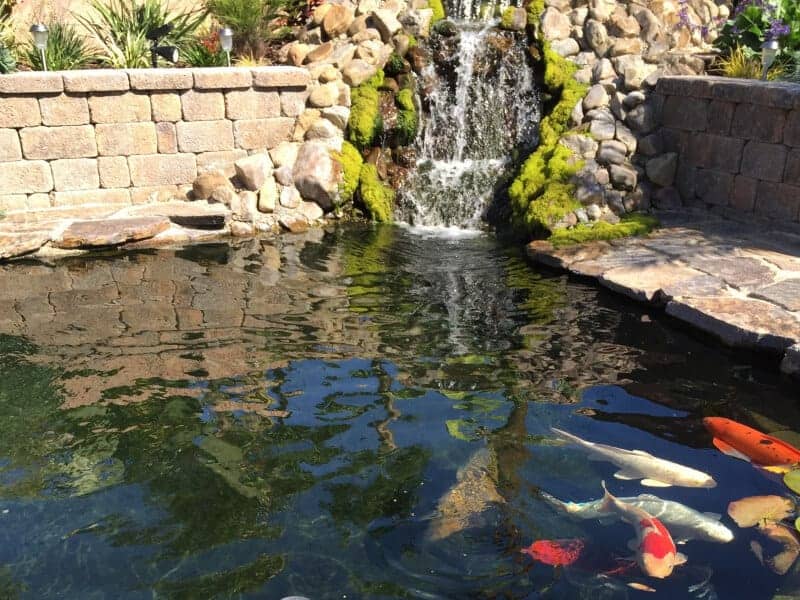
292 142 342 210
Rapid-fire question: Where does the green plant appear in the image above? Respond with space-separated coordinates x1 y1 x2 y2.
715 0 800 64
347 71 384 150
358 163 394 222
715 43 785 79
78 0 207 67
205 0 303 58
428 0 445 24
182 30 226 66
384 52 405 77
333 141 363 204
22 21 96 71
548 214 659 247
0 43 14 73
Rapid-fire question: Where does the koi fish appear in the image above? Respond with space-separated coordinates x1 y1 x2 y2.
598 481 687 579
552 428 716 489
521 538 585 566
703 417 800 466
541 490 734 544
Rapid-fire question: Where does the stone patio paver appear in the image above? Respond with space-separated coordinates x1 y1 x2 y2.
526 211 800 379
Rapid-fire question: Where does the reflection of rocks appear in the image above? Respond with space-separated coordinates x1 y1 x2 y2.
428 448 505 541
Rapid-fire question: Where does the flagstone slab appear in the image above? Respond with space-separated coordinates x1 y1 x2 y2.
599 263 715 303
665 296 800 352
686 256 777 291
54 217 171 249
0 232 50 260
569 244 666 278
751 279 800 312
119 201 230 229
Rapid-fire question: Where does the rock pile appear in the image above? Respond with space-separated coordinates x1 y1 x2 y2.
537 0 730 225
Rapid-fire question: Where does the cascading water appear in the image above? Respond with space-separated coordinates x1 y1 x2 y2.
397 3 540 230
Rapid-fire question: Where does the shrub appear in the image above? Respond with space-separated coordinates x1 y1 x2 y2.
78 0 206 68
182 30 227 66
0 43 14 73
715 44 785 79
22 21 96 71
205 0 305 58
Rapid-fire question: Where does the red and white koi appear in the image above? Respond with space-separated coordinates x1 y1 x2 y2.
598 481 687 579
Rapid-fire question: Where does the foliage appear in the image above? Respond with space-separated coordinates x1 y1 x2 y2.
0 0 16 72
181 30 227 66
395 88 414 112
715 44 785 79
501 6 518 30
347 71 384 150
332 141 363 204
428 0 445 24
358 163 394 222
715 0 800 68
205 0 304 58
22 21 96 71
77 0 206 68
0 42 14 73
395 109 418 146
384 52 405 77
233 52 267 66
509 41 587 236
548 214 659 247
432 19 457 36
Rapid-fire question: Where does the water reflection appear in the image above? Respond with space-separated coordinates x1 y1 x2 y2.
0 224 798 599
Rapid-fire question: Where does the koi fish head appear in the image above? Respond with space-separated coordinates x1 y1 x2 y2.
522 538 585 566
638 518 684 579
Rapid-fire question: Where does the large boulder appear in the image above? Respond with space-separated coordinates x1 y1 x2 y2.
542 7 572 40
322 5 355 38
234 153 273 191
368 9 402 42
343 59 378 86
292 141 342 210
193 171 233 200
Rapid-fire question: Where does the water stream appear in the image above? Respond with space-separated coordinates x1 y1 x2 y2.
397 6 539 229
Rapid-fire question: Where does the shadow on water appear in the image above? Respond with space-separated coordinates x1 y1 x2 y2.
0 223 798 599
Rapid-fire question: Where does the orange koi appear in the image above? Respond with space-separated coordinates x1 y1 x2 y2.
521 538 585 566
703 417 800 466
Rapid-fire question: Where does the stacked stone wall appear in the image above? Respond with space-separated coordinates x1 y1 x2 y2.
0 66 321 213
649 76 800 224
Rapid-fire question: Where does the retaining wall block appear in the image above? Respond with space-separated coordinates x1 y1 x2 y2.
181 89 225 121
62 70 130 93
756 181 800 221
0 129 22 161
740 141 787 182
128 153 197 187
224 89 281 120
51 158 100 191
233 118 295 150
96 122 158 156
0 97 41 128
40 94 90 126
732 103 786 143
176 120 235 153
20 125 97 160
0 161 53 194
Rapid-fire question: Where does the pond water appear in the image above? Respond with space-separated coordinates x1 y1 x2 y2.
0 224 799 599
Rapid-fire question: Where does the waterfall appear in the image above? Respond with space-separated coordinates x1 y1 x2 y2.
397 5 540 230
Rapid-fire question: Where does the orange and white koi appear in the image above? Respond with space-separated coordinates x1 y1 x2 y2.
703 417 800 467
598 481 687 579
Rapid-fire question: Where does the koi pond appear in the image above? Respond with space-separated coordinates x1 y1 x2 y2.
1 224 799 599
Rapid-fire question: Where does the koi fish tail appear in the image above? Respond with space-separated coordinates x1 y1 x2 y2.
539 490 568 512
599 480 615 513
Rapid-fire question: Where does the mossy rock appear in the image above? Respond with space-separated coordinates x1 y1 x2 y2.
346 70 386 150
358 163 395 222
428 0 445 24
332 141 364 204
395 88 415 112
548 214 659 247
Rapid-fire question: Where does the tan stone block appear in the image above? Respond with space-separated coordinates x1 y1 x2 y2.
51 188 130 207
251 66 311 88
193 67 252 89
0 195 27 211
128 153 197 186
51 158 99 191
0 97 41 127
281 90 309 117
96 122 157 156
127 68 193 90
233 118 295 150
181 89 225 121
176 120 234 152
156 122 178 153
62 70 130 92
197 149 248 177
0 72 63 94
224 89 281 120
98 156 131 188
89 92 151 123
26 193 51 209
20 125 97 159
0 161 52 194
150 92 183 122
39 93 90 126
0 129 21 161
130 185 184 204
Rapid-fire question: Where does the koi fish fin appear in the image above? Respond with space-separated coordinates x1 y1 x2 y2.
640 478 672 488
613 469 639 480
628 582 657 593
674 552 688 566
627 538 639 551
675 539 689 545
703 512 722 521
762 464 793 475
712 438 751 462
539 490 568 512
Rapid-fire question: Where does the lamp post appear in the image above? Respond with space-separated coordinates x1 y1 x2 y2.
219 27 233 67
761 39 780 81
29 23 48 71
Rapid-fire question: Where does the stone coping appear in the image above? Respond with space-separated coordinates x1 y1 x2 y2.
656 76 800 109
525 211 800 380
0 66 311 95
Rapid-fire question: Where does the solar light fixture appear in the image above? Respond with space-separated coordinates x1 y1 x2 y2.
29 23 48 71
219 27 233 67
146 23 179 68
761 39 780 81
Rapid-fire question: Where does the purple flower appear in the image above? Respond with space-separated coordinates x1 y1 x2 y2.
767 19 790 40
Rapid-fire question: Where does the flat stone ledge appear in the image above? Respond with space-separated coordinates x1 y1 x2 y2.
0 232 50 260
53 216 171 248
251 66 311 88
656 76 800 109
0 71 63 94
193 68 253 90
62 70 130 92
126 69 194 91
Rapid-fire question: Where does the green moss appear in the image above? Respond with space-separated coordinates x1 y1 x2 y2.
407 34 418 48
358 163 395 222
346 70 385 150
333 141 364 204
395 88 415 112
428 0 445 24
548 214 660 247
526 0 545 26
385 52 405 77
500 6 517 29
396 109 418 146
508 38 588 236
